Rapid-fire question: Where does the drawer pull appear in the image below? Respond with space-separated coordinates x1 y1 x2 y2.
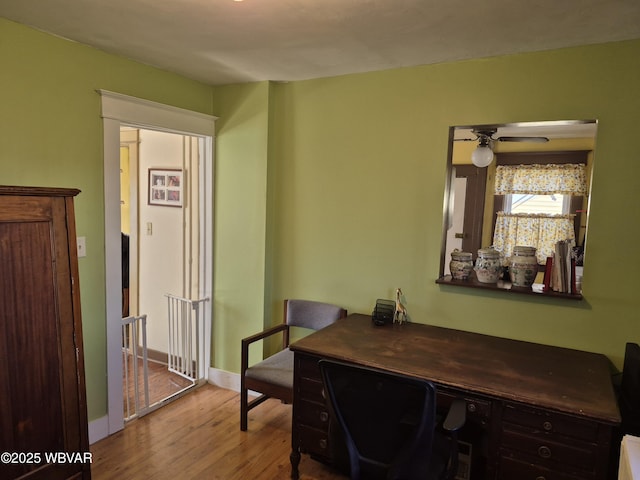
467 403 477 413
536 477 546 480
538 445 552 459
319 411 329 422
319 439 327 450
542 421 553 431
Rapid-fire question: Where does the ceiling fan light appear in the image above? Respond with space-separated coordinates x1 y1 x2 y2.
471 145 494 167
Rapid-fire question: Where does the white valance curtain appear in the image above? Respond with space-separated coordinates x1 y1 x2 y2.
494 163 587 195
492 212 575 263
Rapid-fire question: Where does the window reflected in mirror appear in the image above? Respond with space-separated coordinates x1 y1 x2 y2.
438 120 597 298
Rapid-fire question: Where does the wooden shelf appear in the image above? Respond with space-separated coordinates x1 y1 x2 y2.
436 275 583 300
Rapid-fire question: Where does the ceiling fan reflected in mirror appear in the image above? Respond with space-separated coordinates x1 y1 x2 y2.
456 128 549 167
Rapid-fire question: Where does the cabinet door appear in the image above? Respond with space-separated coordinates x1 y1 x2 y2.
0 193 89 480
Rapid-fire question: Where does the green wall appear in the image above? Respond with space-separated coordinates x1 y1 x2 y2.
211 82 272 372
215 40 640 374
1 18 213 421
3 15 640 425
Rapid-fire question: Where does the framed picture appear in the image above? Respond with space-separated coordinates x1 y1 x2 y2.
148 169 183 207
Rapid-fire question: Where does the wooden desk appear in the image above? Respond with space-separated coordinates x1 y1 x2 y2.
290 314 620 480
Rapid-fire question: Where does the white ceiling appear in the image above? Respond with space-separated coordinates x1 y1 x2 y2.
2 0 640 86
454 120 598 140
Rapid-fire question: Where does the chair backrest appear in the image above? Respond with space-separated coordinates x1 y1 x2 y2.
621 342 640 435
285 299 346 331
319 359 437 480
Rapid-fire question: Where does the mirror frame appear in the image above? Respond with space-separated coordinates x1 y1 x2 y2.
437 119 597 300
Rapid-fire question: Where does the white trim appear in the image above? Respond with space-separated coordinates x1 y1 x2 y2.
99 90 216 436
88 415 110 445
200 137 214 382
102 116 124 436
208 368 241 392
98 90 217 135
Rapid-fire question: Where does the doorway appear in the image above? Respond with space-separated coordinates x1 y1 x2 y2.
100 90 216 436
120 127 207 421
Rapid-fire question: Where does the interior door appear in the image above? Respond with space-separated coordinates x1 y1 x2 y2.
445 165 486 273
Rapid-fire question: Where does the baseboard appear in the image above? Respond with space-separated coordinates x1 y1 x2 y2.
131 346 197 373
88 415 110 445
208 367 241 392
142 346 167 364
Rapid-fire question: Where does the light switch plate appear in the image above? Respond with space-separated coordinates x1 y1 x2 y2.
77 236 87 258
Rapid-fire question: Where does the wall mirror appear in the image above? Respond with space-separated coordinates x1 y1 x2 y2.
437 119 597 299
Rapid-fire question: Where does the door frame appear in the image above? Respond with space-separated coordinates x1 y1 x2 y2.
455 164 487 257
99 90 217 436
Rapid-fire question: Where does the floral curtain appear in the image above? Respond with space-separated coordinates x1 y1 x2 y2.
494 163 587 195
493 212 576 263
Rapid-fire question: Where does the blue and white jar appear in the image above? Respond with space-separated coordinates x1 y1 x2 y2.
474 248 502 283
509 246 538 287
450 249 473 280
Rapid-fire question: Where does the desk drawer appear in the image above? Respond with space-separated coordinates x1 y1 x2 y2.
296 354 322 380
298 375 323 402
498 455 592 480
298 399 330 431
299 424 330 459
438 389 492 421
296 355 325 403
501 427 596 471
503 403 599 442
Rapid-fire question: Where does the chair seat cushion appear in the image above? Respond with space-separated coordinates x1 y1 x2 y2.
245 348 293 389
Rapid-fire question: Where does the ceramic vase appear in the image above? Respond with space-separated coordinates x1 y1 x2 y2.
450 249 473 280
509 245 538 287
474 248 502 283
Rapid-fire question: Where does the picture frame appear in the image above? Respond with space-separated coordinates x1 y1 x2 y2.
148 168 183 207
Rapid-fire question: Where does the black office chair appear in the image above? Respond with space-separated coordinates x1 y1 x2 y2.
319 359 466 480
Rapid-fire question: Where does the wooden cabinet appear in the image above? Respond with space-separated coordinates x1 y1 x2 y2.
0 186 90 480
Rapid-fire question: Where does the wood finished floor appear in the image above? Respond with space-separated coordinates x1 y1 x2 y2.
123 354 193 416
91 384 349 480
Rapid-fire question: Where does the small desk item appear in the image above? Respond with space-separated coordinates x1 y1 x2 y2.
289 314 620 480
371 298 395 325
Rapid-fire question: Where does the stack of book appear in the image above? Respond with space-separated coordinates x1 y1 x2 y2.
543 239 578 294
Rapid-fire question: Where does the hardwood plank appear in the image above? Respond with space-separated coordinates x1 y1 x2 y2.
91 384 348 480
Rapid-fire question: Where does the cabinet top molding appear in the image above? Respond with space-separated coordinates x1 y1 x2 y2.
0 185 81 197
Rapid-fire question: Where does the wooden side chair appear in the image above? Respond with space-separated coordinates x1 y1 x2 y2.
240 299 347 431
